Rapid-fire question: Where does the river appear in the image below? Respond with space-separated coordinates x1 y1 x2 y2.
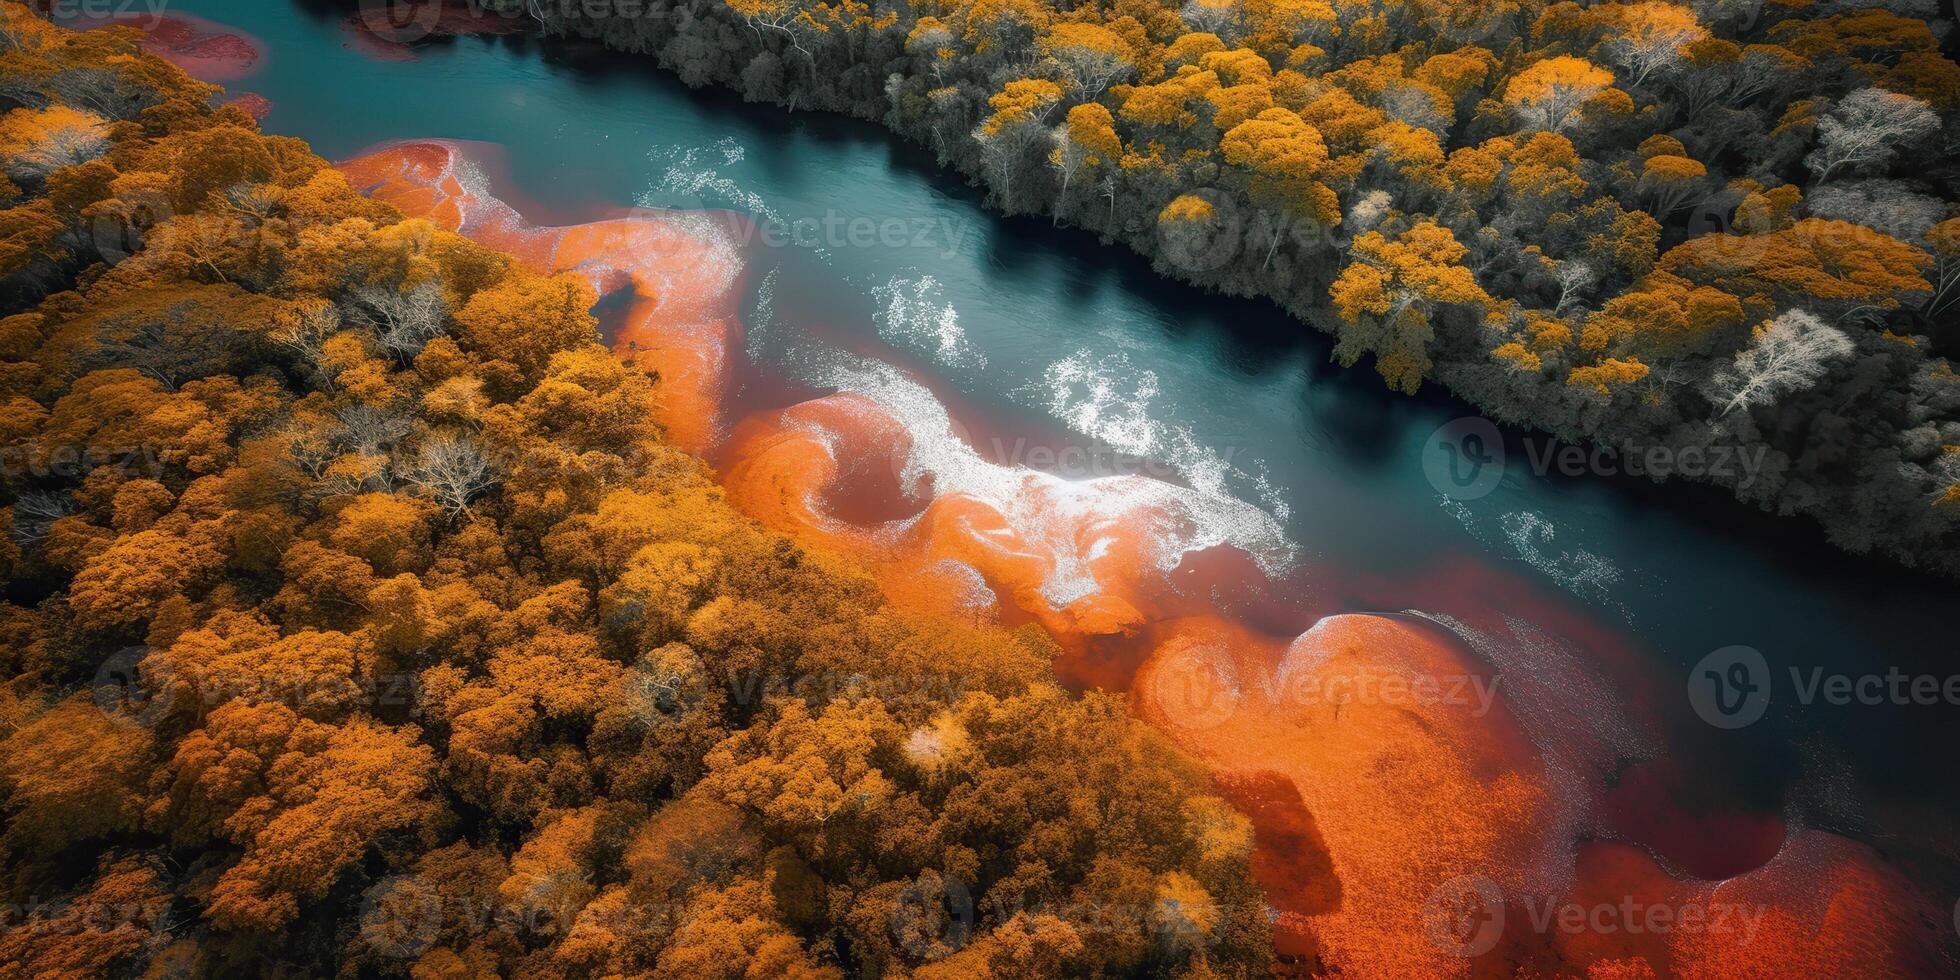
75 0 1960 969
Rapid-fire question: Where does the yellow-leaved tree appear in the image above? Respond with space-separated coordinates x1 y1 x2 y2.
1330 220 1491 392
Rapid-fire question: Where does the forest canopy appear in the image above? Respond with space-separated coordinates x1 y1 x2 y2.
0 7 1274 976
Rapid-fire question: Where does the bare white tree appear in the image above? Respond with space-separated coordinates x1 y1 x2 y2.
336 404 413 458
1180 0 1245 42
8 491 72 545
1043 35 1133 102
1047 124 1093 225
1604 3 1705 87
1928 235 1959 321
1806 179 1945 243
1552 259 1596 315
1704 310 1856 416
1805 88 1940 182
406 434 498 519
1381 86 1448 133
1346 190 1393 235
225 182 282 222
908 21 955 83
348 281 448 361
1670 43 1797 119
972 93 1061 212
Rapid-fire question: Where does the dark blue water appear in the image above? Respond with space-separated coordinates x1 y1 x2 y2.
116 0 1960 882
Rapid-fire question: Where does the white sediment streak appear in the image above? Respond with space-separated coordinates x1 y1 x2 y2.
796 353 1296 606
1033 349 1292 524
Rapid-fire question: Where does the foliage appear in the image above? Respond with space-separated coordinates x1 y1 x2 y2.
0 10 1273 977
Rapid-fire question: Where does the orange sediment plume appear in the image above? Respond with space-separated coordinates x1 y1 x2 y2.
1135 613 1556 976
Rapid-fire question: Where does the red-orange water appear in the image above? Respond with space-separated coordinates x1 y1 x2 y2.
70 11 266 81
340 138 1945 978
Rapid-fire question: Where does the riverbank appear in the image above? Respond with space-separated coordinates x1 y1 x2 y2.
488 0 1960 579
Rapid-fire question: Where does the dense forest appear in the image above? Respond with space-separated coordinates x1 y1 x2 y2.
506 0 1960 574
0 8 1278 976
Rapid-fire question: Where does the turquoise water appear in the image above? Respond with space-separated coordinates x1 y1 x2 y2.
120 1 1960 879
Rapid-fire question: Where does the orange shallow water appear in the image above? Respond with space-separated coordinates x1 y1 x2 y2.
336 141 1945 978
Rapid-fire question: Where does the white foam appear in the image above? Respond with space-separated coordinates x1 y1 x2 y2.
1441 500 1637 622
745 266 779 362
643 139 818 259
785 353 1296 607
872 275 985 369
1499 511 1627 613
1029 350 1292 524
